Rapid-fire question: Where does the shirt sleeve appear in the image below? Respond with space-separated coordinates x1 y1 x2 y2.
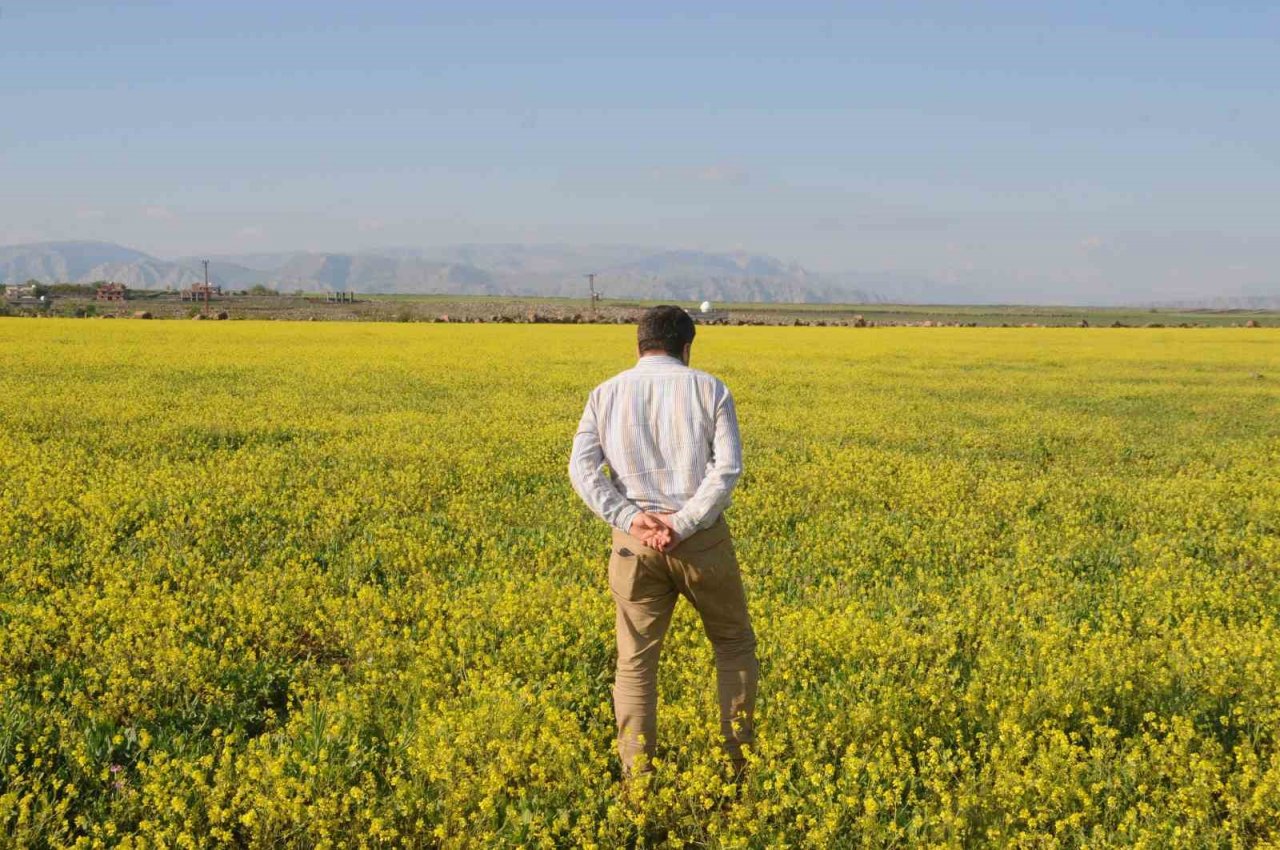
668 382 743 539
568 391 643 534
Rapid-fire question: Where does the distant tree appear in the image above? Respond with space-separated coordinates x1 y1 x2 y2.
50 282 97 296
248 284 277 296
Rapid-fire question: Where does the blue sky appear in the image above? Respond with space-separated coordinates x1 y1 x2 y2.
2 1 1277 301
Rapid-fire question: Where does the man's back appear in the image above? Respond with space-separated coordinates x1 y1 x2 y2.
570 352 742 541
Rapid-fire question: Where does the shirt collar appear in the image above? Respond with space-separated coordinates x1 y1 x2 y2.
634 353 687 370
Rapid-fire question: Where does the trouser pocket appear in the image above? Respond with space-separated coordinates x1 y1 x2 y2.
609 546 672 601
608 548 639 599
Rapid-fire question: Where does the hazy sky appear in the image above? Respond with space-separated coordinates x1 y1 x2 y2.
2 1 1277 302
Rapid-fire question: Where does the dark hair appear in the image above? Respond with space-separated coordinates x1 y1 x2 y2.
637 305 696 356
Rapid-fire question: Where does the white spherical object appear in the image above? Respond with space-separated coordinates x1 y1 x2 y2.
700 300 712 313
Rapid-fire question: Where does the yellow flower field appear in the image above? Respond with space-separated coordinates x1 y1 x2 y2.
1 319 1278 848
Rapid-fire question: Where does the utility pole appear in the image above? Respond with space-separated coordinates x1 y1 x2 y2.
585 273 600 314
202 259 210 315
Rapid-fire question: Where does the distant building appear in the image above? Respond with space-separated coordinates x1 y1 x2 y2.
180 282 222 302
3 283 51 309
4 283 38 300
96 282 127 302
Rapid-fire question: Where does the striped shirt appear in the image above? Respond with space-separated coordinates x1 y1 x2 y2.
569 352 743 540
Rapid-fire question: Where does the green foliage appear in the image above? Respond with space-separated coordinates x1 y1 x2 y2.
49 283 99 297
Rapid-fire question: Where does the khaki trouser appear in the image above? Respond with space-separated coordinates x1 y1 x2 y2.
608 513 759 777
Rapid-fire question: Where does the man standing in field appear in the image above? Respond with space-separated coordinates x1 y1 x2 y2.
569 305 759 783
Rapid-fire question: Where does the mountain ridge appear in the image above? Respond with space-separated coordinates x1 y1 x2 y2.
0 239 1132 305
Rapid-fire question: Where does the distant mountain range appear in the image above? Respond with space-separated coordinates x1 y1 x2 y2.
173 244 902 303
17 239 1274 307
0 241 204 290
2 240 912 303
